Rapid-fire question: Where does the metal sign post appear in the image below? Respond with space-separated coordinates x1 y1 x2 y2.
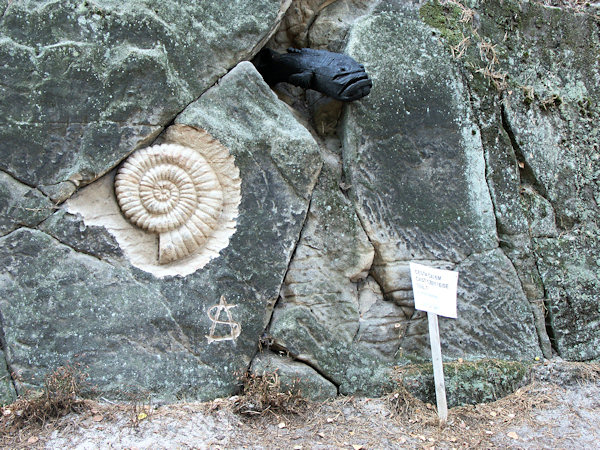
427 311 448 422
409 262 459 424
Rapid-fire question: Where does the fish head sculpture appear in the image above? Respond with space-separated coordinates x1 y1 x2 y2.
252 47 372 102
311 53 372 102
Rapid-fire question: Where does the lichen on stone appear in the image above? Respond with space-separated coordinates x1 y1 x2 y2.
398 358 531 407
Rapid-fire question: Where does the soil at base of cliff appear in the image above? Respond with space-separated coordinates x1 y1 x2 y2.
1 361 598 449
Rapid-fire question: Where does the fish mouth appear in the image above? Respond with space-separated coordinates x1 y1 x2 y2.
336 72 372 101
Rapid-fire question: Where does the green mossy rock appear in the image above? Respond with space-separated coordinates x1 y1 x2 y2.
399 359 530 407
0 63 321 402
419 0 600 361
0 0 285 199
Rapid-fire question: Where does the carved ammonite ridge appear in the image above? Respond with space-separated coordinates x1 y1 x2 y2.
115 132 241 266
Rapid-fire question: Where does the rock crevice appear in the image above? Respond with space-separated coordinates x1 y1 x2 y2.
0 0 598 404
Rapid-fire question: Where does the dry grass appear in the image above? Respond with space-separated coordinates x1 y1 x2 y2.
233 371 307 417
440 0 475 24
381 380 562 448
447 382 558 438
0 365 88 436
450 34 471 59
536 0 591 10
1 362 597 448
387 381 435 420
557 361 600 382
432 0 510 91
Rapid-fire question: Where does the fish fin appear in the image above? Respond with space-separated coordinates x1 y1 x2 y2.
287 47 302 54
288 71 314 89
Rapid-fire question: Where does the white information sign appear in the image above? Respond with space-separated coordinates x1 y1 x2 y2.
409 262 459 319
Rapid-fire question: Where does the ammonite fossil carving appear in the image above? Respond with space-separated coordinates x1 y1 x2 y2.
115 129 241 265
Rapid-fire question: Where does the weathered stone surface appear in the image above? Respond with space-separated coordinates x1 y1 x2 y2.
0 0 289 199
535 231 600 361
475 101 552 356
520 188 557 239
343 4 497 263
268 0 335 50
308 0 374 51
339 2 539 362
176 63 321 202
498 7 600 231
0 0 598 403
38 210 124 262
355 277 406 360
0 171 54 236
0 62 321 400
419 0 600 361
498 233 552 358
480 3 599 361
268 0 372 52
400 359 530 408
251 352 337 401
268 157 399 395
0 228 220 400
399 250 540 361
0 349 16 405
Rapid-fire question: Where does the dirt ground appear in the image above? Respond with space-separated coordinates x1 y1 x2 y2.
1 361 599 449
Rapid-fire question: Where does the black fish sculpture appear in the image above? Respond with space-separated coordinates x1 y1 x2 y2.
253 47 372 102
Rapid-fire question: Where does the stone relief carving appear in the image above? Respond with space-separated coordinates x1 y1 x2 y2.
66 125 241 277
115 129 241 266
116 143 227 264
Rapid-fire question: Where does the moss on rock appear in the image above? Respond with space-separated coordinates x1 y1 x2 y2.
398 359 530 407
419 0 467 48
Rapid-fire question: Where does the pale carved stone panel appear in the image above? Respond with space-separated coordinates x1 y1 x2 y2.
66 125 241 277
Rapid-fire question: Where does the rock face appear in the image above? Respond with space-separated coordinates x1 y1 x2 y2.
251 352 337 401
419 0 600 362
0 0 598 404
0 0 289 201
268 158 399 395
492 3 600 362
0 172 54 235
340 3 540 361
0 62 321 401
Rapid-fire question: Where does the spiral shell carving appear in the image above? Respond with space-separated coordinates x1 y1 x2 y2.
115 131 240 266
